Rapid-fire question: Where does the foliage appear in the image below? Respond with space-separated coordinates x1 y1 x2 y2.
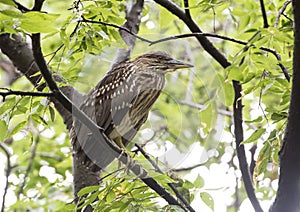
0 0 293 211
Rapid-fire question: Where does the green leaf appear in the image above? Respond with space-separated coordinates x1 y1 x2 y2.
30 114 48 126
227 66 244 81
119 200 132 211
194 175 204 188
77 185 100 197
183 180 194 189
200 192 214 210
106 191 115 202
0 0 16 6
0 120 8 141
20 12 59 33
219 81 234 107
55 202 75 211
242 128 266 144
0 97 16 116
7 121 27 138
200 101 218 134
245 116 262 123
254 141 272 178
0 9 23 18
271 112 288 122
49 106 55 122
78 191 99 208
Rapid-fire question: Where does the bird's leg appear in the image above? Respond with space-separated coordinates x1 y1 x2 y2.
114 136 125 149
114 137 132 172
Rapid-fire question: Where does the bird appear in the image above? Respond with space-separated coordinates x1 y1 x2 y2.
70 51 193 174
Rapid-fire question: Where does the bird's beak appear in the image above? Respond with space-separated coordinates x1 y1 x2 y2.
164 59 193 71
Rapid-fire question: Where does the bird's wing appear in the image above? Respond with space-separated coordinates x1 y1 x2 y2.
71 63 136 170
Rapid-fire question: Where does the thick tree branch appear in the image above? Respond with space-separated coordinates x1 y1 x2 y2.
271 1 300 211
183 0 192 20
112 0 145 64
73 0 145 204
0 34 83 130
0 56 20 86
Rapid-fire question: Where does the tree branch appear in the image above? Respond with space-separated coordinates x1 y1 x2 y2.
0 142 12 212
0 55 20 86
232 80 262 212
270 1 300 211
183 0 192 20
259 0 269 28
111 0 145 65
17 135 40 198
150 32 290 81
179 100 232 116
13 0 30 12
153 0 263 211
0 34 83 130
80 16 152 44
153 0 230 67
135 144 195 212
274 0 292 28
0 88 53 100
172 163 205 172
79 17 290 81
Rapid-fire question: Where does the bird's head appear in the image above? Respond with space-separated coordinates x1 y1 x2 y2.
134 51 193 73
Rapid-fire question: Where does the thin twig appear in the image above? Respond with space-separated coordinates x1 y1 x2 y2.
172 163 205 172
0 88 53 100
80 15 290 81
17 136 40 198
151 32 248 46
0 142 12 212
134 144 195 212
179 100 232 116
274 0 292 28
150 32 290 82
80 16 153 44
259 0 269 28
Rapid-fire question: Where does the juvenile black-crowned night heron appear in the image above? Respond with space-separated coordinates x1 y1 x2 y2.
71 51 193 172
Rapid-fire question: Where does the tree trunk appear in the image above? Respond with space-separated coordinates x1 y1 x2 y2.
271 1 300 211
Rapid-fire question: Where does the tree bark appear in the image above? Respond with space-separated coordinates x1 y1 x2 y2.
271 1 300 211
0 34 84 130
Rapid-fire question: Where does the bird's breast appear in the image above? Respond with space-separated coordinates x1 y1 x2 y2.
109 72 165 140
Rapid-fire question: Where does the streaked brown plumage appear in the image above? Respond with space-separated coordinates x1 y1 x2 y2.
71 51 193 173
